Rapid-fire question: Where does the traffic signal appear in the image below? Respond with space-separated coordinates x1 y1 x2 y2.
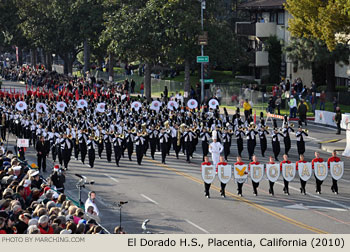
204 63 210 78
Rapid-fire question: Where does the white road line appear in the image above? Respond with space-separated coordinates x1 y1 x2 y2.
104 174 119 183
185 219 210 234
275 182 350 210
140 194 159 205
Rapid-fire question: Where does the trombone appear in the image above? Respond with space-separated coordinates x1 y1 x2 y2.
303 129 309 133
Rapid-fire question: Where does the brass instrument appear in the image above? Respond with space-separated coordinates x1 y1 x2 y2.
228 129 233 134
131 128 137 134
177 128 181 146
290 123 294 127
94 136 99 141
155 126 160 131
99 135 103 144
164 120 170 129
68 134 72 139
303 129 309 133
119 134 125 139
76 137 79 145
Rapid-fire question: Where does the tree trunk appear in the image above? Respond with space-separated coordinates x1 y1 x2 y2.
326 62 335 92
63 53 73 75
42 49 47 69
184 58 191 102
83 40 90 75
144 62 152 101
31 49 37 67
108 53 114 82
46 52 52 71
17 47 23 66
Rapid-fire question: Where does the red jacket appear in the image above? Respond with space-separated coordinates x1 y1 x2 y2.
216 162 228 173
249 161 260 171
38 225 54 234
200 162 212 172
296 160 307 170
312 158 324 169
327 156 340 168
280 160 291 171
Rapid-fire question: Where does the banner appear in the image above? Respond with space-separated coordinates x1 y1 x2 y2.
201 165 215 184
233 164 248 184
330 161 344 181
314 162 328 181
298 162 312 182
250 164 264 183
17 139 29 148
217 164 232 184
282 163 296 182
265 164 280 182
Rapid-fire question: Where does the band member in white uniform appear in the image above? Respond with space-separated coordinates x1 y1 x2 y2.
209 131 223 168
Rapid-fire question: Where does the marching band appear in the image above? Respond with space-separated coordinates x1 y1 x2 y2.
0 87 344 199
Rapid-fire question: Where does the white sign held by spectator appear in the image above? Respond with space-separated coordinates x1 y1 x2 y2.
17 139 29 148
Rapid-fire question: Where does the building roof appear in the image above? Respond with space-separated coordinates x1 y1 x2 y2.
238 0 285 10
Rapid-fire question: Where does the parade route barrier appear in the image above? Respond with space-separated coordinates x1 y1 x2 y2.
315 110 350 129
266 113 284 125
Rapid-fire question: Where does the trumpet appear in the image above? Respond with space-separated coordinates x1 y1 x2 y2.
131 128 137 134
94 136 99 141
155 126 160 131
119 134 125 139
228 129 233 134
290 123 294 127
303 129 309 133
68 134 73 139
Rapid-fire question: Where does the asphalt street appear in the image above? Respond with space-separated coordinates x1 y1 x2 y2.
2 80 350 234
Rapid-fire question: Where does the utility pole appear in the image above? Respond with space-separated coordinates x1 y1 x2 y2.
200 0 205 103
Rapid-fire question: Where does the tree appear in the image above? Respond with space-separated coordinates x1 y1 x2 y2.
16 0 105 74
285 0 350 51
102 0 169 101
265 36 282 84
285 37 350 91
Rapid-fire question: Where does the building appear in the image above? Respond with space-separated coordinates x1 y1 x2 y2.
235 0 312 85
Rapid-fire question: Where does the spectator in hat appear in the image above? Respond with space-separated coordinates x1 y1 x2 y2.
38 215 54 234
29 170 42 189
50 165 65 193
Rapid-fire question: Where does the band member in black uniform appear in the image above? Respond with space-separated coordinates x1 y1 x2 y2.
97 130 104 159
235 125 245 157
159 128 170 164
57 133 63 166
135 131 145 165
222 128 232 161
87 135 97 168
61 133 73 170
282 117 294 156
172 124 182 159
125 129 134 161
72 127 80 161
79 130 88 164
296 121 308 155
246 123 258 161
148 125 157 160
271 126 284 161
112 133 123 167
200 127 211 161
280 154 291 195
258 123 269 157
183 127 196 163
104 131 113 162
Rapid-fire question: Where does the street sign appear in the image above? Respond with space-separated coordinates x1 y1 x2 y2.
197 56 209 63
200 79 214 83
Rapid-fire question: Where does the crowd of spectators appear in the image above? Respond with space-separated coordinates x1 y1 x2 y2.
0 150 108 234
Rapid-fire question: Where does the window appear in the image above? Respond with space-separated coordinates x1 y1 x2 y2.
270 12 276 23
277 11 284 25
